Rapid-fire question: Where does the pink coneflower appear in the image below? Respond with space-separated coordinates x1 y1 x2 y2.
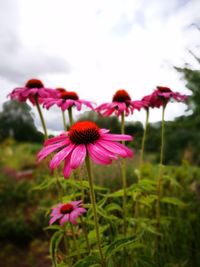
38 121 133 178
8 79 56 105
42 89 94 112
49 200 86 225
142 86 187 109
95 89 143 117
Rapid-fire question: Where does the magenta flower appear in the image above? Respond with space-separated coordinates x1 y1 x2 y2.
49 200 86 225
8 79 56 105
38 121 133 178
42 88 94 111
95 89 143 117
142 86 187 109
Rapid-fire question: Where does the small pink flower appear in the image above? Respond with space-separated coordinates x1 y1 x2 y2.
96 89 143 117
49 200 86 225
8 79 56 105
142 86 187 109
42 88 94 111
38 121 133 178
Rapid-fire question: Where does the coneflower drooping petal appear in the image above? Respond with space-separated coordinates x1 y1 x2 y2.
96 89 143 117
38 121 133 178
8 78 56 105
42 88 94 112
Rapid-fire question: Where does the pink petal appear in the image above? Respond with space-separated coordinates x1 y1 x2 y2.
80 99 94 110
102 108 115 117
97 140 129 158
38 140 69 161
118 102 126 112
94 142 118 160
87 144 112 165
74 101 82 111
76 207 86 214
101 133 133 141
99 129 110 134
70 144 86 169
44 134 68 146
69 211 79 224
49 214 63 225
50 144 75 170
60 214 69 225
63 154 73 178
114 142 134 158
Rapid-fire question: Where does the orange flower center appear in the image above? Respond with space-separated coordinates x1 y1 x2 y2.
61 91 79 100
60 203 74 214
69 121 100 144
56 88 67 93
25 79 44 89
157 86 172 93
112 89 131 102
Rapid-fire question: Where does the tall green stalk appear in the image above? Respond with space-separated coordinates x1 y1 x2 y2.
34 96 48 139
62 110 68 131
121 112 127 236
156 105 166 249
139 108 149 174
85 155 106 267
68 107 74 127
134 109 150 219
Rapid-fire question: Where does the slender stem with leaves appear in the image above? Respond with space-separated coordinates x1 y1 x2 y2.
85 155 106 267
34 96 48 139
121 111 127 236
139 108 149 173
155 104 166 250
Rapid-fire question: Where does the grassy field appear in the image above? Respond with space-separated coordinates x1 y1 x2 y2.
0 140 200 267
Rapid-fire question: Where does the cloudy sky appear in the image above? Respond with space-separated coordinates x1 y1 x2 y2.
1 0 199 132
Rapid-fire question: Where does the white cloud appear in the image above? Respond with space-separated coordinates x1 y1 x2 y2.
0 0 199 132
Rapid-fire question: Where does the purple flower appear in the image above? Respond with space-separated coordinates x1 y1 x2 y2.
96 89 143 117
8 79 56 105
38 121 133 178
49 200 86 225
42 88 94 111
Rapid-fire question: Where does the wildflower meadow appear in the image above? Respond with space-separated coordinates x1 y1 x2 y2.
1 78 199 267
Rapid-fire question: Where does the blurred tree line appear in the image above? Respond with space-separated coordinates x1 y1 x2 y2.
0 100 43 143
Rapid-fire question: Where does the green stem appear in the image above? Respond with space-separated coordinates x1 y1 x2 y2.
80 216 91 254
121 112 127 236
34 96 48 139
70 224 80 260
68 107 74 127
85 155 106 267
134 109 150 220
139 108 149 174
74 168 91 254
62 110 68 131
156 105 166 248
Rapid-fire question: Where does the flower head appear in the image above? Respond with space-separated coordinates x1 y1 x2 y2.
8 78 56 105
96 89 143 117
42 88 94 111
38 121 133 178
49 200 86 225
142 86 187 109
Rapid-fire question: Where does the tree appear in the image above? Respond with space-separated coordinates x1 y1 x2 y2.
0 100 43 142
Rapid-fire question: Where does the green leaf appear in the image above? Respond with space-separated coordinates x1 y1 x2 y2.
105 236 142 258
105 203 122 213
50 230 64 267
161 197 186 207
88 225 109 243
73 255 101 267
